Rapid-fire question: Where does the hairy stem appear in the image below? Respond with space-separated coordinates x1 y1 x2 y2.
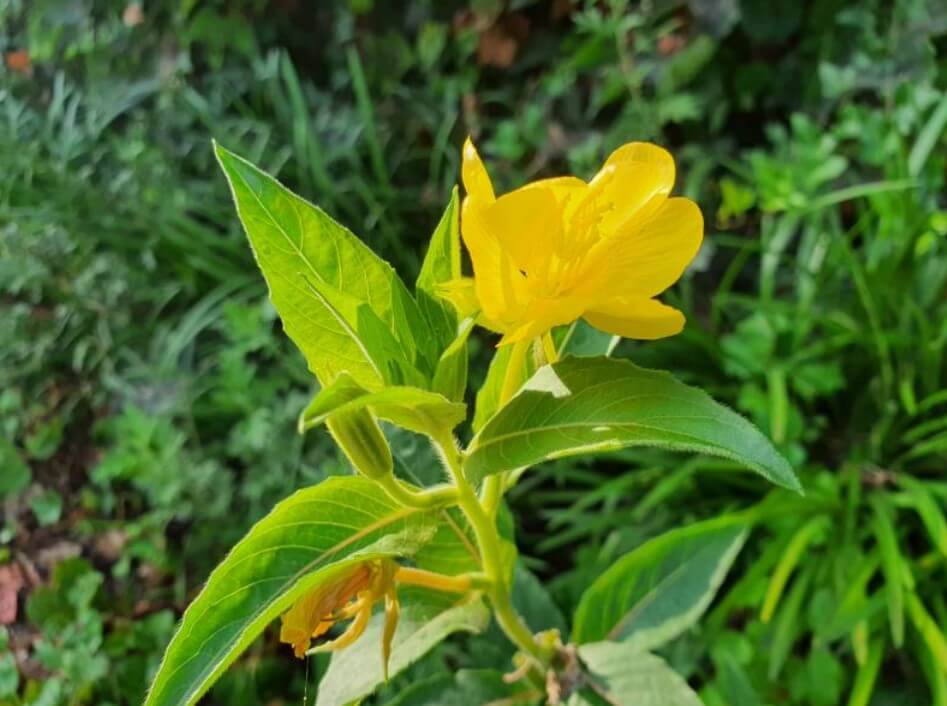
434 434 548 665
376 475 459 509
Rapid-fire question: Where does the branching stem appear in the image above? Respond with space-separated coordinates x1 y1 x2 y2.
376 475 459 509
433 434 549 666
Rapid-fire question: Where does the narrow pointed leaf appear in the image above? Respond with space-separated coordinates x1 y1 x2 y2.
466 356 799 492
215 143 429 388
416 187 461 346
871 496 906 646
573 516 748 648
144 477 440 706
431 317 473 402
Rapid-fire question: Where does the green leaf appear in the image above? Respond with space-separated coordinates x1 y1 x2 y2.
513 563 568 636
416 187 461 347
144 477 440 706
29 489 62 527
299 372 466 438
0 629 18 698
466 356 800 492
870 495 906 646
760 516 825 623
315 595 489 706
557 319 619 358
431 317 473 402
473 322 616 433
905 593 947 676
573 516 748 648
711 650 763 706
0 438 31 498
214 143 430 389
380 669 535 706
897 475 947 556
472 342 520 433
768 566 812 679
569 642 702 706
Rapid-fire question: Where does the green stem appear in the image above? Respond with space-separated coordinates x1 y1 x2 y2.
376 475 459 509
434 434 548 665
541 331 559 365
480 475 503 517
482 338 532 516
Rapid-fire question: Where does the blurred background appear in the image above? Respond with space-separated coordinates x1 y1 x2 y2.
2 0 947 704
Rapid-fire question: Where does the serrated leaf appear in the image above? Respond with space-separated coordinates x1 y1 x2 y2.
569 642 702 706
144 477 440 706
573 516 748 649
466 356 799 492
215 143 430 388
299 372 466 438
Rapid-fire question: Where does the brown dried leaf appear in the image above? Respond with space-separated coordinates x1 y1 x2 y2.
5 50 31 76
477 24 518 68
0 563 24 625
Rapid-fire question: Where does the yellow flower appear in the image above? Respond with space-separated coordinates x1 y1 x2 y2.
279 561 378 659
452 138 703 346
279 560 472 676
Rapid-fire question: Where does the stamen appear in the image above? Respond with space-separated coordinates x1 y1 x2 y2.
309 594 372 653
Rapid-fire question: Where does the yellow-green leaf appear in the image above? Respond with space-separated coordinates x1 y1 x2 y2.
144 477 439 706
215 142 429 388
299 372 466 439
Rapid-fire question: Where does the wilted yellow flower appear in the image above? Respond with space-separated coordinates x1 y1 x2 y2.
280 560 472 677
451 138 703 346
280 562 377 659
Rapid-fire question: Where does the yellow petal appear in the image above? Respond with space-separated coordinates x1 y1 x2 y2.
584 298 685 340
524 176 587 207
590 197 703 299
568 143 676 243
462 200 530 324
310 594 372 653
381 590 400 681
478 185 562 275
497 297 585 346
599 142 675 188
522 177 586 261
462 137 495 205
279 564 372 658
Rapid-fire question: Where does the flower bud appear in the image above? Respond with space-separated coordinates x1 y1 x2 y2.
327 408 393 480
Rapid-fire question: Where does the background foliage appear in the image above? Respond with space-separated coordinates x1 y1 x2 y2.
2 0 946 704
